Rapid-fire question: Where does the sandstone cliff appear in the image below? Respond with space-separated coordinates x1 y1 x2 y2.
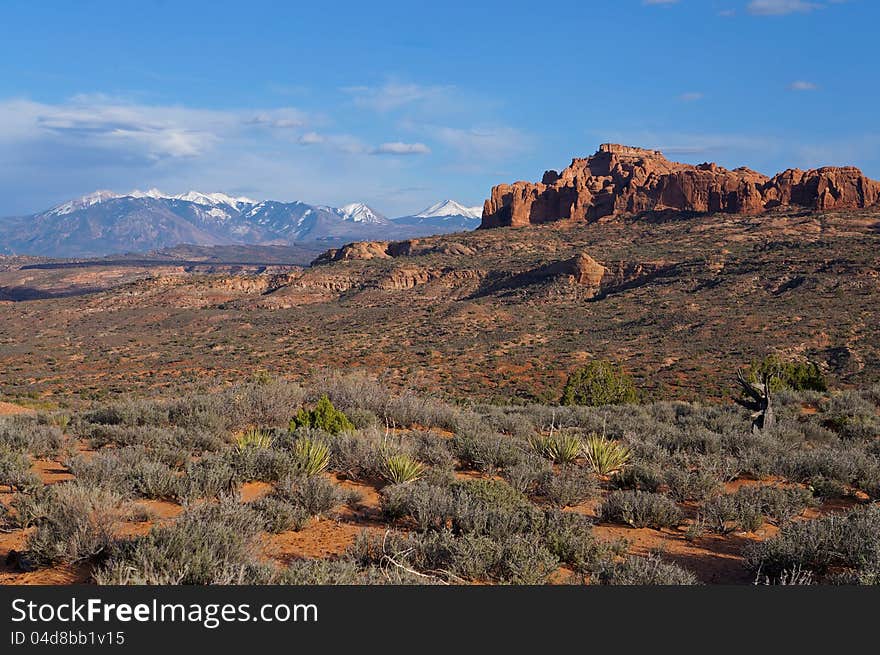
481 144 880 228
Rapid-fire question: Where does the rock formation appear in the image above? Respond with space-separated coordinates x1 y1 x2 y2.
481 144 880 228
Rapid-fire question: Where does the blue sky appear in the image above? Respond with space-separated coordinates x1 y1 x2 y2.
0 0 876 216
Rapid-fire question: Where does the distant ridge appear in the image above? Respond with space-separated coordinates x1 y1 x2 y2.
0 191 481 258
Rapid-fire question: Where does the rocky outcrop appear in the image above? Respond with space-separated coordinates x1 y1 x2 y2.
481 144 880 228
312 238 477 265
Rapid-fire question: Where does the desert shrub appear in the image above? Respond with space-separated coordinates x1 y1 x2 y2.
530 432 581 464
279 475 354 516
384 477 543 539
65 448 180 499
598 491 682 529
328 431 381 479
83 399 169 427
746 505 880 581
747 355 827 393
582 435 632 475
560 361 638 407
657 427 721 455
371 529 558 584
542 510 618 573
409 431 455 470
538 465 598 507
385 393 463 432
595 554 698 585
291 437 331 476
776 446 878 495
0 444 38 491
380 453 426 484
0 417 63 458
610 463 663 492
6 484 57 529
26 483 122 566
290 396 354 435
250 495 310 533
226 444 297 483
95 501 264 585
822 392 880 441
663 467 722 502
451 430 522 472
492 533 560 584
381 480 455 530
177 456 237 502
450 479 543 538
502 454 552 494
275 558 374 585
703 493 764 534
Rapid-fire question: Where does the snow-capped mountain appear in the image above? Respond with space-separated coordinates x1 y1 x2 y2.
414 200 483 220
393 199 483 232
336 203 389 224
0 191 482 258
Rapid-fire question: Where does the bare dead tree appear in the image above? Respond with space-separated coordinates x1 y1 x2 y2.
735 369 776 433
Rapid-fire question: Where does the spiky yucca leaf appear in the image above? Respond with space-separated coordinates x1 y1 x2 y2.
235 428 273 452
292 438 331 477
381 453 425 484
530 433 582 464
582 435 631 475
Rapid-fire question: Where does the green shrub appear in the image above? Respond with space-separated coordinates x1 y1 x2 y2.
747 355 827 392
598 490 682 529
560 361 638 407
290 396 354 435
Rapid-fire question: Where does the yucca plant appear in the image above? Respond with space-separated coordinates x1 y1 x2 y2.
582 435 631 475
292 438 331 477
381 453 425 484
530 433 582 464
235 428 273 452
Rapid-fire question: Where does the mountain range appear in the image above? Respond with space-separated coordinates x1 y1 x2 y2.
0 190 483 258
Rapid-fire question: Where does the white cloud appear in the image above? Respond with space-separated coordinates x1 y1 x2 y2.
370 141 431 156
747 0 823 15
245 109 307 129
342 81 456 112
0 95 314 161
788 80 819 91
297 131 325 145
679 92 704 102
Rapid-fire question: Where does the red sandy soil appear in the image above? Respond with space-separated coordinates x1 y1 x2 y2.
0 401 33 416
